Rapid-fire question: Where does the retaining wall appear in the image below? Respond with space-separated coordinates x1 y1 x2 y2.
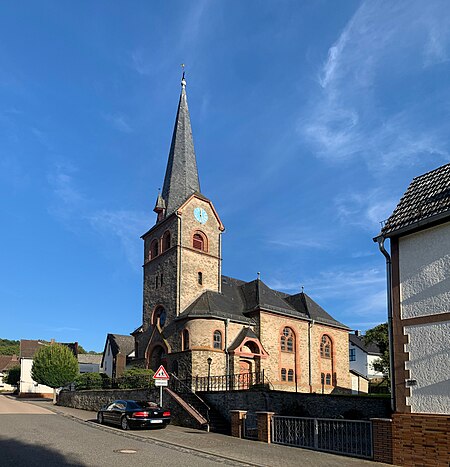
201 390 391 422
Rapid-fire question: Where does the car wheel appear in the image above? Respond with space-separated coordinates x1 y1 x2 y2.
97 413 104 425
121 416 129 430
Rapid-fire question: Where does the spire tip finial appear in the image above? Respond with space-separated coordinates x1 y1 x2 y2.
181 63 186 89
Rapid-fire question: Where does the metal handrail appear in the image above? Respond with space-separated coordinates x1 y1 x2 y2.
169 373 210 421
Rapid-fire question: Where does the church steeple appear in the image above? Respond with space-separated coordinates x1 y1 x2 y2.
159 72 200 218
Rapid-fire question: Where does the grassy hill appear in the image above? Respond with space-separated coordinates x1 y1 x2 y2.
0 339 20 355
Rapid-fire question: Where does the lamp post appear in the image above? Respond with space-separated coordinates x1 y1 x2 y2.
207 357 212 391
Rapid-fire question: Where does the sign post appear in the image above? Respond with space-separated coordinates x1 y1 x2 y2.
153 365 170 407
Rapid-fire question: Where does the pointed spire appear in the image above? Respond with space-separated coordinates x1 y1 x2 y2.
160 68 200 217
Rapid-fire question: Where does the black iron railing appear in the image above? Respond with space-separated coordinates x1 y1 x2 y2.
175 370 266 392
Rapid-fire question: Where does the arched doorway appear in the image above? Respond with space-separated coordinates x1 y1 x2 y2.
239 360 252 389
149 345 167 371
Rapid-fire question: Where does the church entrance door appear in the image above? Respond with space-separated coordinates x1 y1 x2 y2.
239 360 252 389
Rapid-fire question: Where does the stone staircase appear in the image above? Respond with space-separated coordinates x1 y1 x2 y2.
183 392 230 435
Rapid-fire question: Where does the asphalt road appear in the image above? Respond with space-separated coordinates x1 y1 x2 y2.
0 395 246 466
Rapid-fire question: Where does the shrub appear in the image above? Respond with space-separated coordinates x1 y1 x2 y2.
74 373 104 390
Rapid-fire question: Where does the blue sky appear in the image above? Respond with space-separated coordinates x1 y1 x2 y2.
1 1 449 352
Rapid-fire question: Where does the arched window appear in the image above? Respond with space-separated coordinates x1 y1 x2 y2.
193 232 207 251
182 329 190 350
153 306 167 328
326 373 331 385
162 231 171 252
320 335 332 358
281 368 287 381
150 239 159 259
213 330 222 349
280 327 294 352
288 369 294 382
198 271 203 285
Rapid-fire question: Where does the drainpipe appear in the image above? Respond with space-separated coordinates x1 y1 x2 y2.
224 318 230 389
376 235 396 413
308 320 314 393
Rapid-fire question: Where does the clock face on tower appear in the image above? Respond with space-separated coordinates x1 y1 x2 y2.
194 207 208 224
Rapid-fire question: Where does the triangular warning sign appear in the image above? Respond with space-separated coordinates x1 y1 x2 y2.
153 365 170 379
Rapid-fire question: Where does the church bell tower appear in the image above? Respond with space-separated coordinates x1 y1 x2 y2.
137 74 224 368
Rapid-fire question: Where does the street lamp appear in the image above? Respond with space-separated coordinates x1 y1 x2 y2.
207 357 212 391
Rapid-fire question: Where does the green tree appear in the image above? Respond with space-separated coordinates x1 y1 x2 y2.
5 365 21 387
364 322 390 379
0 339 20 355
32 343 79 403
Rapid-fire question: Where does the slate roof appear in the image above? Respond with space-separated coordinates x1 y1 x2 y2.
161 77 201 217
177 276 348 330
228 327 260 351
349 333 381 356
107 334 135 357
380 162 450 237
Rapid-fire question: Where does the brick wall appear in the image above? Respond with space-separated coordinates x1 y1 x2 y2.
371 418 393 464
393 413 450 467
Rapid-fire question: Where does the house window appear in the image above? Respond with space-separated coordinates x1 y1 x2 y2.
155 276 159 289
281 327 294 352
349 348 356 362
160 273 164 287
193 232 207 251
162 231 171 252
288 369 294 382
213 330 222 349
151 239 159 259
281 368 287 381
320 335 332 358
182 329 190 350
325 373 331 385
321 373 325 385
198 272 203 285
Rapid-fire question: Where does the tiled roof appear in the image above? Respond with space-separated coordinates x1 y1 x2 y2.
177 276 349 330
381 162 450 236
20 340 47 358
349 333 381 356
0 355 19 371
77 354 102 365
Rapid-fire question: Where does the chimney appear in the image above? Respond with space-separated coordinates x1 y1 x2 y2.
354 330 361 337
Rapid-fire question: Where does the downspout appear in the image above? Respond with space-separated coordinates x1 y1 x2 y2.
224 318 230 386
376 235 396 413
308 320 314 393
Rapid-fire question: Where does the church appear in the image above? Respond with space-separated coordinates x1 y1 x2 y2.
131 74 351 394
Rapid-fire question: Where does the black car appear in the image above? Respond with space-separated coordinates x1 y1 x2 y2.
97 400 171 430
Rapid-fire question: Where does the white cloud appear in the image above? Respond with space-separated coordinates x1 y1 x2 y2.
300 0 450 169
88 210 149 268
334 189 398 230
102 113 133 133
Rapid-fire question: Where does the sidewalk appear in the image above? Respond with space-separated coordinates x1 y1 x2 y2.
29 399 390 467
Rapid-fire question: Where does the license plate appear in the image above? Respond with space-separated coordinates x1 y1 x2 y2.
150 419 163 424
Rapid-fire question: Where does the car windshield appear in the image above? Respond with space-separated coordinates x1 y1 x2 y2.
127 401 159 410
